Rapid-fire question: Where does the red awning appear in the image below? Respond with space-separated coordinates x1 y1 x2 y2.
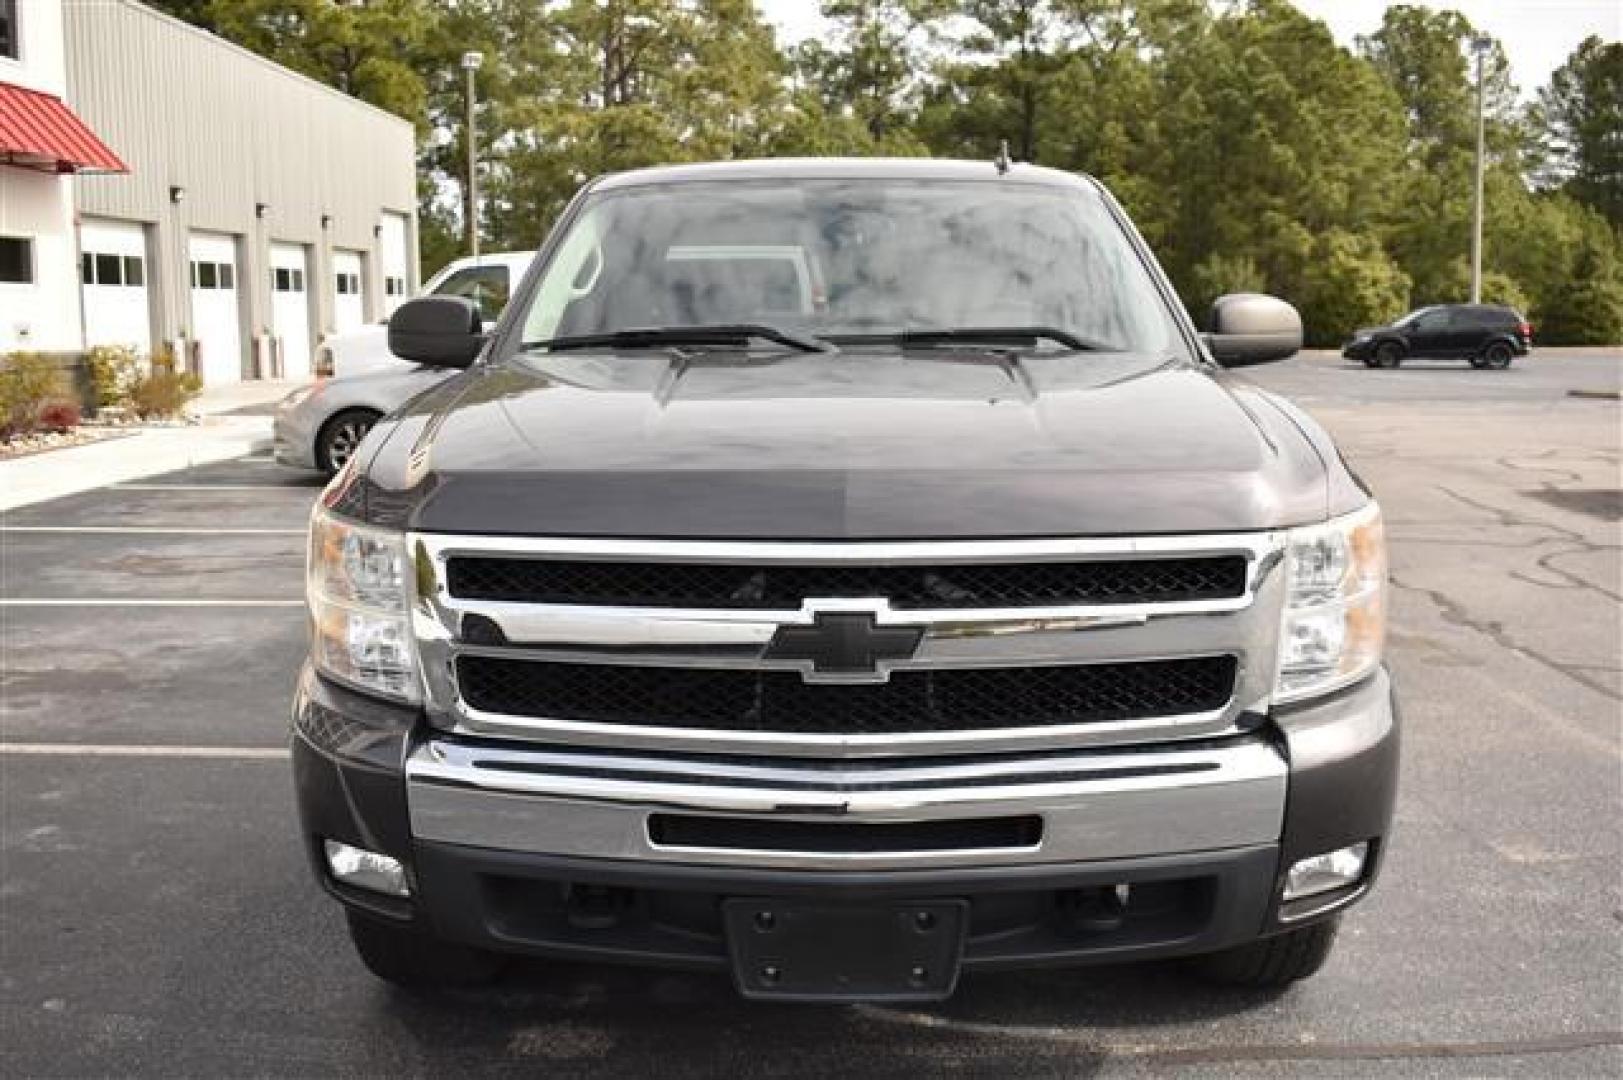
0 81 127 174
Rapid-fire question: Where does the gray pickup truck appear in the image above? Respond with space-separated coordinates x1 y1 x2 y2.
293 158 1398 1002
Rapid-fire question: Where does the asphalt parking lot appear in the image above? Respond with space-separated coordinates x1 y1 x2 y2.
3 350 1620 1078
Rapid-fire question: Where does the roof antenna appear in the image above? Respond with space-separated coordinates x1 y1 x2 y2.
994 139 1011 175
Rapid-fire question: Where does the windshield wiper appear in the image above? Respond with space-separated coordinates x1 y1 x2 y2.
526 324 835 354
831 326 1104 353
898 327 1102 351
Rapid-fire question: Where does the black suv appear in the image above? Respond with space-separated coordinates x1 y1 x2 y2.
1343 304 1533 369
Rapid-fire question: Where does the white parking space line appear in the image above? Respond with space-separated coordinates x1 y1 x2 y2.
0 599 304 607
0 526 305 535
0 743 289 760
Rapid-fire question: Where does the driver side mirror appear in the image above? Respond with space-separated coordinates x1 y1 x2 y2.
1203 293 1303 367
387 296 484 368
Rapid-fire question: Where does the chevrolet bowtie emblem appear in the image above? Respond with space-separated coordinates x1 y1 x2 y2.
764 610 924 682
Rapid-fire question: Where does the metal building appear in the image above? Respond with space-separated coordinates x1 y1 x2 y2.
57 0 418 383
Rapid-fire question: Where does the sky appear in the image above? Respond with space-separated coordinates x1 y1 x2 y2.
754 0 1622 99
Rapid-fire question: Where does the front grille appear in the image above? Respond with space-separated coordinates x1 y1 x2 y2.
445 555 1248 610
455 655 1237 735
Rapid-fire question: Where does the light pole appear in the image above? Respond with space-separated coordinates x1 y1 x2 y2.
1469 34 1491 304
461 50 483 259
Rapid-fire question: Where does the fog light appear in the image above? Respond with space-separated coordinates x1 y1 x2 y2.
1283 842 1368 902
323 839 410 897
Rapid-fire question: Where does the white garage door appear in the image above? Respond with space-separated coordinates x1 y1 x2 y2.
188 232 242 385
332 250 365 333
269 242 312 378
80 219 152 354
380 214 409 317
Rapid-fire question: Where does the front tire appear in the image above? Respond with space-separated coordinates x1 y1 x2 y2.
1481 341 1513 369
1189 918 1340 988
345 912 505 988
316 408 382 476
1373 342 1403 369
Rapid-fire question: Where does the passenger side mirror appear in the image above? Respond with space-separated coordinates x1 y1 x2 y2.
1203 293 1303 367
387 296 484 368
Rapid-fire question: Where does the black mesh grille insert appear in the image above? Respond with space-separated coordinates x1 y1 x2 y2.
455 656 1237 734
446 556 1248 610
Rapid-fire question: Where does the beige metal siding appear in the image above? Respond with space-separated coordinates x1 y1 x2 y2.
62 0 417 368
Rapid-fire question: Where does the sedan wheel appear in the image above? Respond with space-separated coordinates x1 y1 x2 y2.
1482 342 1513 369
317 409 382 475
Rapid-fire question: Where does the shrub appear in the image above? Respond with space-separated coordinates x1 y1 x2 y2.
129 368 202 419
85 344 143 408
1296 230 1413 347
37 400 82 433
1188 253 1268 316
0 352 70 438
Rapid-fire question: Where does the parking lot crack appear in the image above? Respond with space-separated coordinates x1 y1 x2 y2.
1511 545 1623 603
1389 575 1621 702
1435 485 1587 545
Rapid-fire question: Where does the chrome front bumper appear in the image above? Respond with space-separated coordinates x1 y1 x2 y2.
405 735 1288 871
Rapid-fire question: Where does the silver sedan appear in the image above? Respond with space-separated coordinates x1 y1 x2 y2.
273 364 455 475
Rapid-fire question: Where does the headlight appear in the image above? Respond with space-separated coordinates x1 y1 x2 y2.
1275 502 1386 703
307 505 419 703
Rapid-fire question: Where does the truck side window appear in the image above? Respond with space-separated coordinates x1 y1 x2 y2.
433 266 511 321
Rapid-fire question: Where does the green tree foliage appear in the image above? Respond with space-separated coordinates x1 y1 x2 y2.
1537 36 1623 226
195 0 436 123
1537 231 1623 345
1357 4 1525 305
780 0 942 153
1297 230 1412 346
147 0 1622 343
477 0 789 248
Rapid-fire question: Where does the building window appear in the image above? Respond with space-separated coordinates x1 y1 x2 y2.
335 271 361 296
189 260 234 290
385 276 406 297
82 251 146 287
1 237 35 284
0 0 19 61
95 253 124 286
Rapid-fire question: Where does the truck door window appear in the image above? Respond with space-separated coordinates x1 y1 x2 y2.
433 266 511 321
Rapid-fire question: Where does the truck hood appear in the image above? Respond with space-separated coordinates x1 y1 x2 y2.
357 350 1333 538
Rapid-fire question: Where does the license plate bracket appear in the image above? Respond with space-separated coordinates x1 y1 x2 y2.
723 898 967 1002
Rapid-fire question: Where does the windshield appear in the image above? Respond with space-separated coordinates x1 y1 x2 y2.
518 179 1180 354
